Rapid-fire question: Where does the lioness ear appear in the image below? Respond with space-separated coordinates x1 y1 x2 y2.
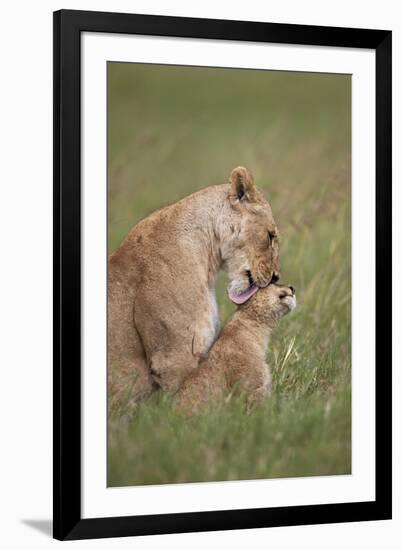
229 166 256 202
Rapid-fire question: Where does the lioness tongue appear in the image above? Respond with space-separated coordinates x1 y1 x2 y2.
228 284 259 305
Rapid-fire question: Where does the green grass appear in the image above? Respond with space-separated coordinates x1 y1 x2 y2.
107 63 351 486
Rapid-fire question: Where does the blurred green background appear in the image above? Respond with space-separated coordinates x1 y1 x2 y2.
107 63 351 486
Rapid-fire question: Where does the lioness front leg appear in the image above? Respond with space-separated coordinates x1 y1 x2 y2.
246 384 271 409
148 348 200 393
136 291 219 394
148 316 219 392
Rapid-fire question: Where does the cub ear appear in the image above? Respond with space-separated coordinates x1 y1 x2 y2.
229 166 256 202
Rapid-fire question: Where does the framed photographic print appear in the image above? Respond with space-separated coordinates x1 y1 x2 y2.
53 9 392 541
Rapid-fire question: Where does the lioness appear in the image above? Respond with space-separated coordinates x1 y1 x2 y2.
108 166 280 407
175 284 296 413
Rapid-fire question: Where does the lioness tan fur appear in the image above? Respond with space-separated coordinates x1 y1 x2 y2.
175 284 296 413
108 167 280 408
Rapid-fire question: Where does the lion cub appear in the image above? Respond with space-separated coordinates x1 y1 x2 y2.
175 284 296 413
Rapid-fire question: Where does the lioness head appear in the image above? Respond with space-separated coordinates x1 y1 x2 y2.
221 166 280 304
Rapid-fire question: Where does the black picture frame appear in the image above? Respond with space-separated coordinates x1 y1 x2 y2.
53 9 392 541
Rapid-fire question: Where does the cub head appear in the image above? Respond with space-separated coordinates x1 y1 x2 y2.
220 166 280 304
240 283 297 325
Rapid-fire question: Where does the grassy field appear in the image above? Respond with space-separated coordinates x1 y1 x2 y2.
107 63 351 486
